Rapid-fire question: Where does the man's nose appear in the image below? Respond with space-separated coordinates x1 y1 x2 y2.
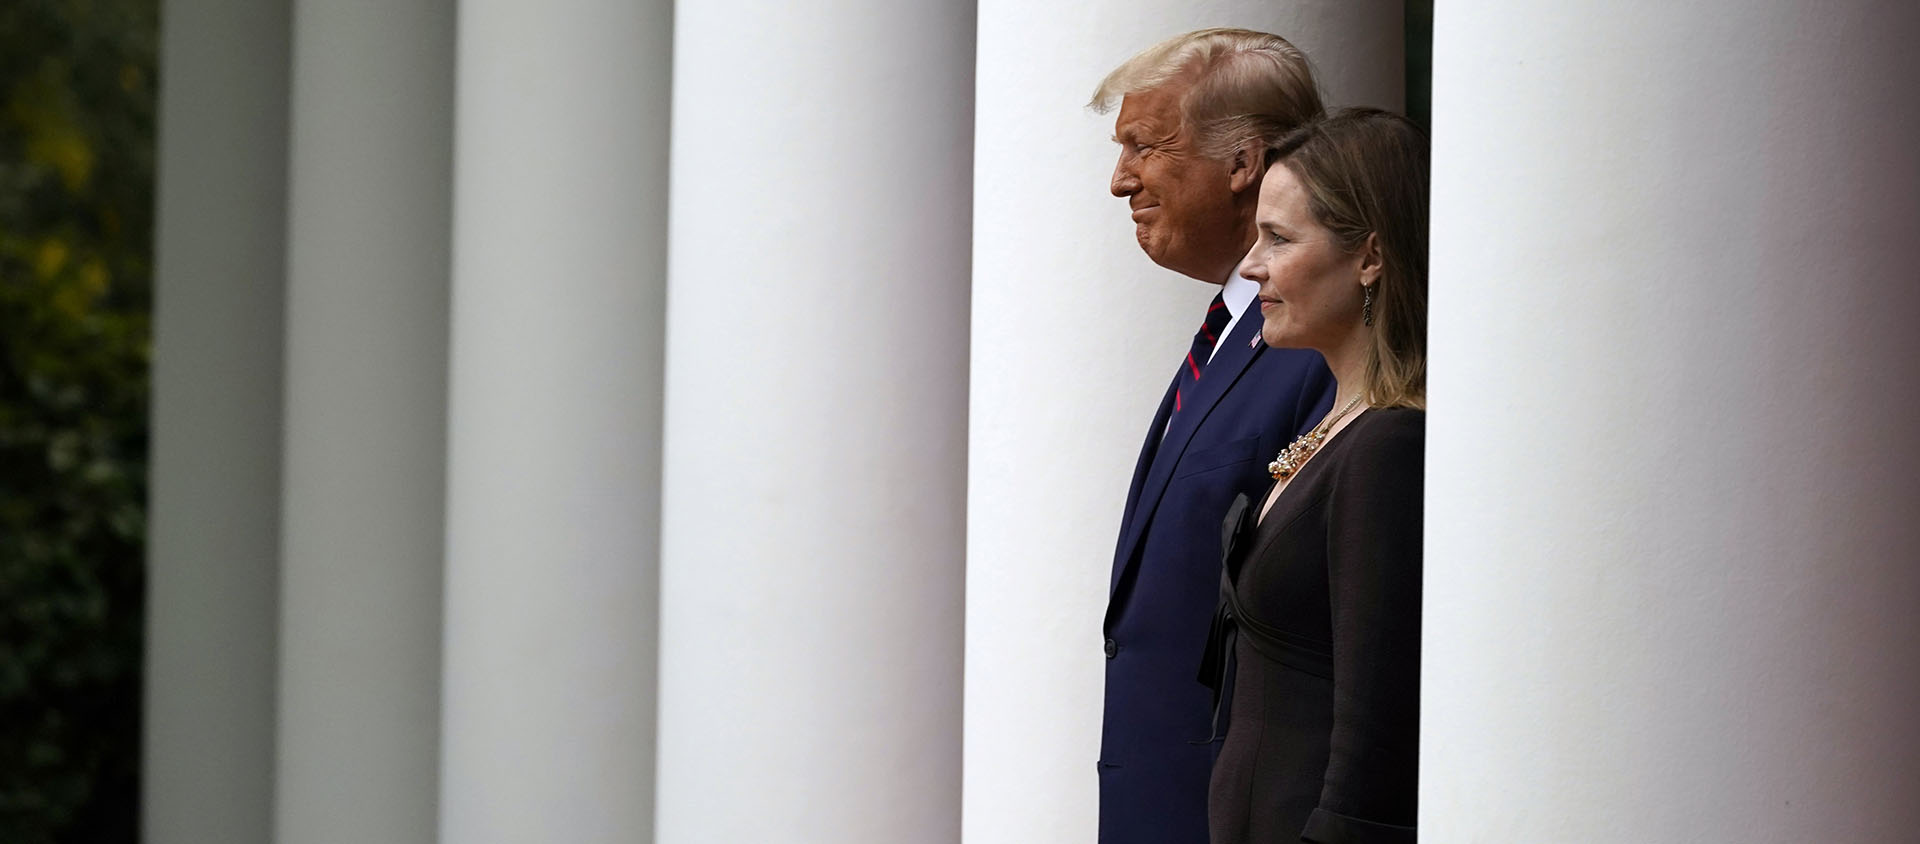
1110 158 1138 198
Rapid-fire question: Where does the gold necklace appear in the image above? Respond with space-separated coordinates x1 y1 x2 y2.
1268 394 1366 481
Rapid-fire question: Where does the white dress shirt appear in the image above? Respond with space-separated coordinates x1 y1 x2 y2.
1210 274 1259 365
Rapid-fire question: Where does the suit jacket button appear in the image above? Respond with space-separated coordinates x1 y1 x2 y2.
1104 638 1119 659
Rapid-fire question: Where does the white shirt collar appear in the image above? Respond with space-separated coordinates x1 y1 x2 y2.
1220 274 1258 321
1205 275 1260 364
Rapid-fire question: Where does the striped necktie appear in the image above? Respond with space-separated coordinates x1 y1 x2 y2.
1173 292 1232 418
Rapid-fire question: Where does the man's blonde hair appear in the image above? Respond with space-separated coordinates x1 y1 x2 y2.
1089 27 1324 161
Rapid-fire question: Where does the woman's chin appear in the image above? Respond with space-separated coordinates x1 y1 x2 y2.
1261 325 1301 349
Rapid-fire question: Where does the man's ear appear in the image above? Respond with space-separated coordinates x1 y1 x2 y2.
1227 143 1262 194
1357 232 1385 287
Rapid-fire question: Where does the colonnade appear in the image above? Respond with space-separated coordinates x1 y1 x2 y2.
143 1 1918 843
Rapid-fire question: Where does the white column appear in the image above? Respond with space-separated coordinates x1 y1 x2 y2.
272 0 454 840
144 1 291 840
654 2 975 842
965 5 1403 841
437 1 671 841
1425 2 1920 841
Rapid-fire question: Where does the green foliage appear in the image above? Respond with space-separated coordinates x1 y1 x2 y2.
1 0 156 840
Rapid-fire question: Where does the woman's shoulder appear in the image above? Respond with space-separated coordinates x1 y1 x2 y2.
1347 406 1424 443
1331 407 1425 477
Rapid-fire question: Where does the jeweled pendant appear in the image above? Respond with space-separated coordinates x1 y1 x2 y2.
1269 438 1316 481
1270 394 1365 481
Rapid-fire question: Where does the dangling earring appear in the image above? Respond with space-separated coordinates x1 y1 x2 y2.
1362 284 1375 326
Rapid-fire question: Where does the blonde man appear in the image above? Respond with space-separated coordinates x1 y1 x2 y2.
1090 29 1335 844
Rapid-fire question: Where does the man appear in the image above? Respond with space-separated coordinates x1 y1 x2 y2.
1089 28 1335 844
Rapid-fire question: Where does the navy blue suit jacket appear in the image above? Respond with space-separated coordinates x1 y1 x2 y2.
1098 299 1334 844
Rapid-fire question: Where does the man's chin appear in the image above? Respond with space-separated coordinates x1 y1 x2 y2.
1135 230 1184 274
1134 225 1156 256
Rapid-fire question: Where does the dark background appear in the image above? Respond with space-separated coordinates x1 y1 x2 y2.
1 0 155 840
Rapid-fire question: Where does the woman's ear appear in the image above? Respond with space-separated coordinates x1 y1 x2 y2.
1227 144 1262 194
1357 232 1385 287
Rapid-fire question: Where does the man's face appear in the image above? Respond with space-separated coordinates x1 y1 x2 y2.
1109 79 1249 283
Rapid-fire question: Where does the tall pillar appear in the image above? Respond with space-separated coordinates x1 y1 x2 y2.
436 1 671 841
965 5 1404 841
271 0 454 840
654 2 975 842
1425 2 1920 841
144 0 291 840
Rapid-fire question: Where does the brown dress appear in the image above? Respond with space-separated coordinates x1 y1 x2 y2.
1203 408 1423 843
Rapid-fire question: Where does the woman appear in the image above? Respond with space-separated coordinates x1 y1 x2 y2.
1203 108 1428 844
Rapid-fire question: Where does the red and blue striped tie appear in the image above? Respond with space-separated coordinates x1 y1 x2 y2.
1173 292 1232 418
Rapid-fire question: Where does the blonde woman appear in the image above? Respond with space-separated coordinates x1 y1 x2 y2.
1202 108 1428 844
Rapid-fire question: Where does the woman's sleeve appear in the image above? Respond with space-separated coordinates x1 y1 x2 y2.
1306 413 1424 843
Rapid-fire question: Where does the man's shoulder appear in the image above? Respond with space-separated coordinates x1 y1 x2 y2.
1233 346 1332 395
1245 343 1326 372
1199 347 1332 441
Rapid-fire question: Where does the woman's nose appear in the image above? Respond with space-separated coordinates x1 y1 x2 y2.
1237 252 1265 282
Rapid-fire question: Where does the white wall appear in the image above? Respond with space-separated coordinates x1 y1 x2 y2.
1424 2 1920 840
654 1 976 842
965 4 1403 841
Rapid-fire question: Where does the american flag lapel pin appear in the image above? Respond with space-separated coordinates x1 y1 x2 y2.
1248 334 1261 349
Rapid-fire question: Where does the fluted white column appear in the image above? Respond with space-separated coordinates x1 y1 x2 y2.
437 1 671 841
272 0 454 840
1425 2 1920 841
965 5 1403 840
145 1 291 840
655 2 975 842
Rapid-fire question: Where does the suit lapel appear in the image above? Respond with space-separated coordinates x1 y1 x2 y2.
1109 305 1266 598
1113 374 1178 570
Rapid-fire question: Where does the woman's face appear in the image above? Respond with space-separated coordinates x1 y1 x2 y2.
1238 164 1372 352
